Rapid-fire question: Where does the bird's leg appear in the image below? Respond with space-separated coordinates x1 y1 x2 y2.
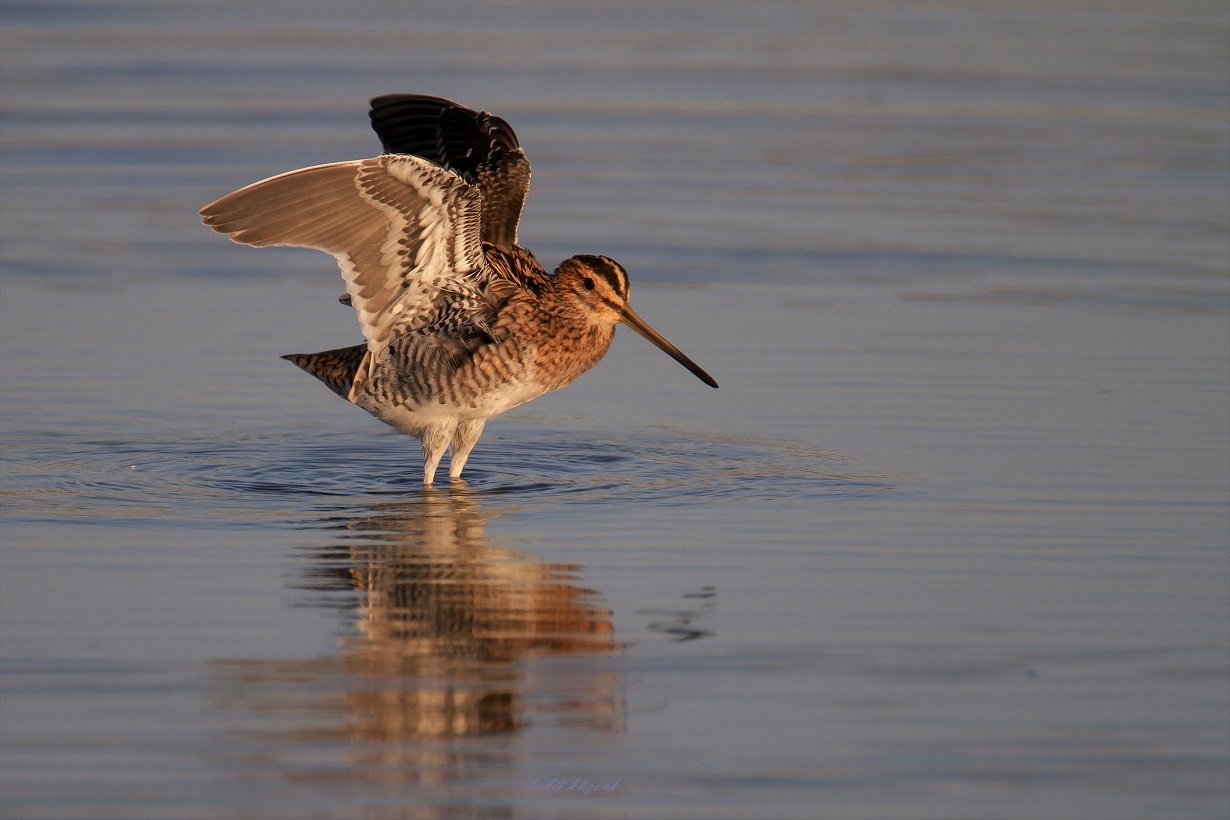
448 419 487 480
420 420 457 485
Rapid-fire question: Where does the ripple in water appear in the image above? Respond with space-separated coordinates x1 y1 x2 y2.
1 420 900 524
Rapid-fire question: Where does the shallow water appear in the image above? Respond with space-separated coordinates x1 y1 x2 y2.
2 2 1228 818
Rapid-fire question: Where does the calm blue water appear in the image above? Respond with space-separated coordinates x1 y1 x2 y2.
2 2 1228 817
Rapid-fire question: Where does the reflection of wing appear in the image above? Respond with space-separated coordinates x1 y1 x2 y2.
368 94 531 249
199 155 491 366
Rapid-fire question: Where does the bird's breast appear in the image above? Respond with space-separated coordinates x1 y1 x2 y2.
514 297 617 392
354 293 616 431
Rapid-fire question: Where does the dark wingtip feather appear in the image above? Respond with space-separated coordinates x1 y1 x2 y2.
366 93 530 248
366 94 521 176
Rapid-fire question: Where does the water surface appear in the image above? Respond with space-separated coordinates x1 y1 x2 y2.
2 2 1228 818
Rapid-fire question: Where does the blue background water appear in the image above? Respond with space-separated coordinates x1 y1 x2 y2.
2 2 1228 817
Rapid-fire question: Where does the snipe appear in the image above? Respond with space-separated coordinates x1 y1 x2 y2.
200 95 717 484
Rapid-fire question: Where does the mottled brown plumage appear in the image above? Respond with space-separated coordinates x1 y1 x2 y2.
201 95 716 484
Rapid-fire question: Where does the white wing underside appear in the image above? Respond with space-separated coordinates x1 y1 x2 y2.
199 155 491 381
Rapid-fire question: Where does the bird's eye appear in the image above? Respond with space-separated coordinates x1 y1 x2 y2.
582 277 595 291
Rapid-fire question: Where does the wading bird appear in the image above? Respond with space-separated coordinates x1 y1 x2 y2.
200 95 717 484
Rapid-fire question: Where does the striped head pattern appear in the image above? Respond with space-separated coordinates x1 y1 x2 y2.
553 255 718 388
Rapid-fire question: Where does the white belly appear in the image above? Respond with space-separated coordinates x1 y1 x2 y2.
363 376 548 438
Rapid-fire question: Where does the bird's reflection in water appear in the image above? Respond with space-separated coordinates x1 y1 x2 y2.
208 485 623 791
327 486 621 740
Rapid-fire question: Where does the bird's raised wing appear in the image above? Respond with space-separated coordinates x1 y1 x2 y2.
199 155 491 369
368 94 531 249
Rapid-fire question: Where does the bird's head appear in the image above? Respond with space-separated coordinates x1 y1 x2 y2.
556 255 718 388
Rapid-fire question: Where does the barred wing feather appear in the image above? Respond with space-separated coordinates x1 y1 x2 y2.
199 155 491 372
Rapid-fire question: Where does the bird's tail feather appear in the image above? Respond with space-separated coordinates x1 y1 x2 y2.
282 344 367 400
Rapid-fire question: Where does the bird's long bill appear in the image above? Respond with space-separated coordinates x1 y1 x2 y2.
619 306 719 388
